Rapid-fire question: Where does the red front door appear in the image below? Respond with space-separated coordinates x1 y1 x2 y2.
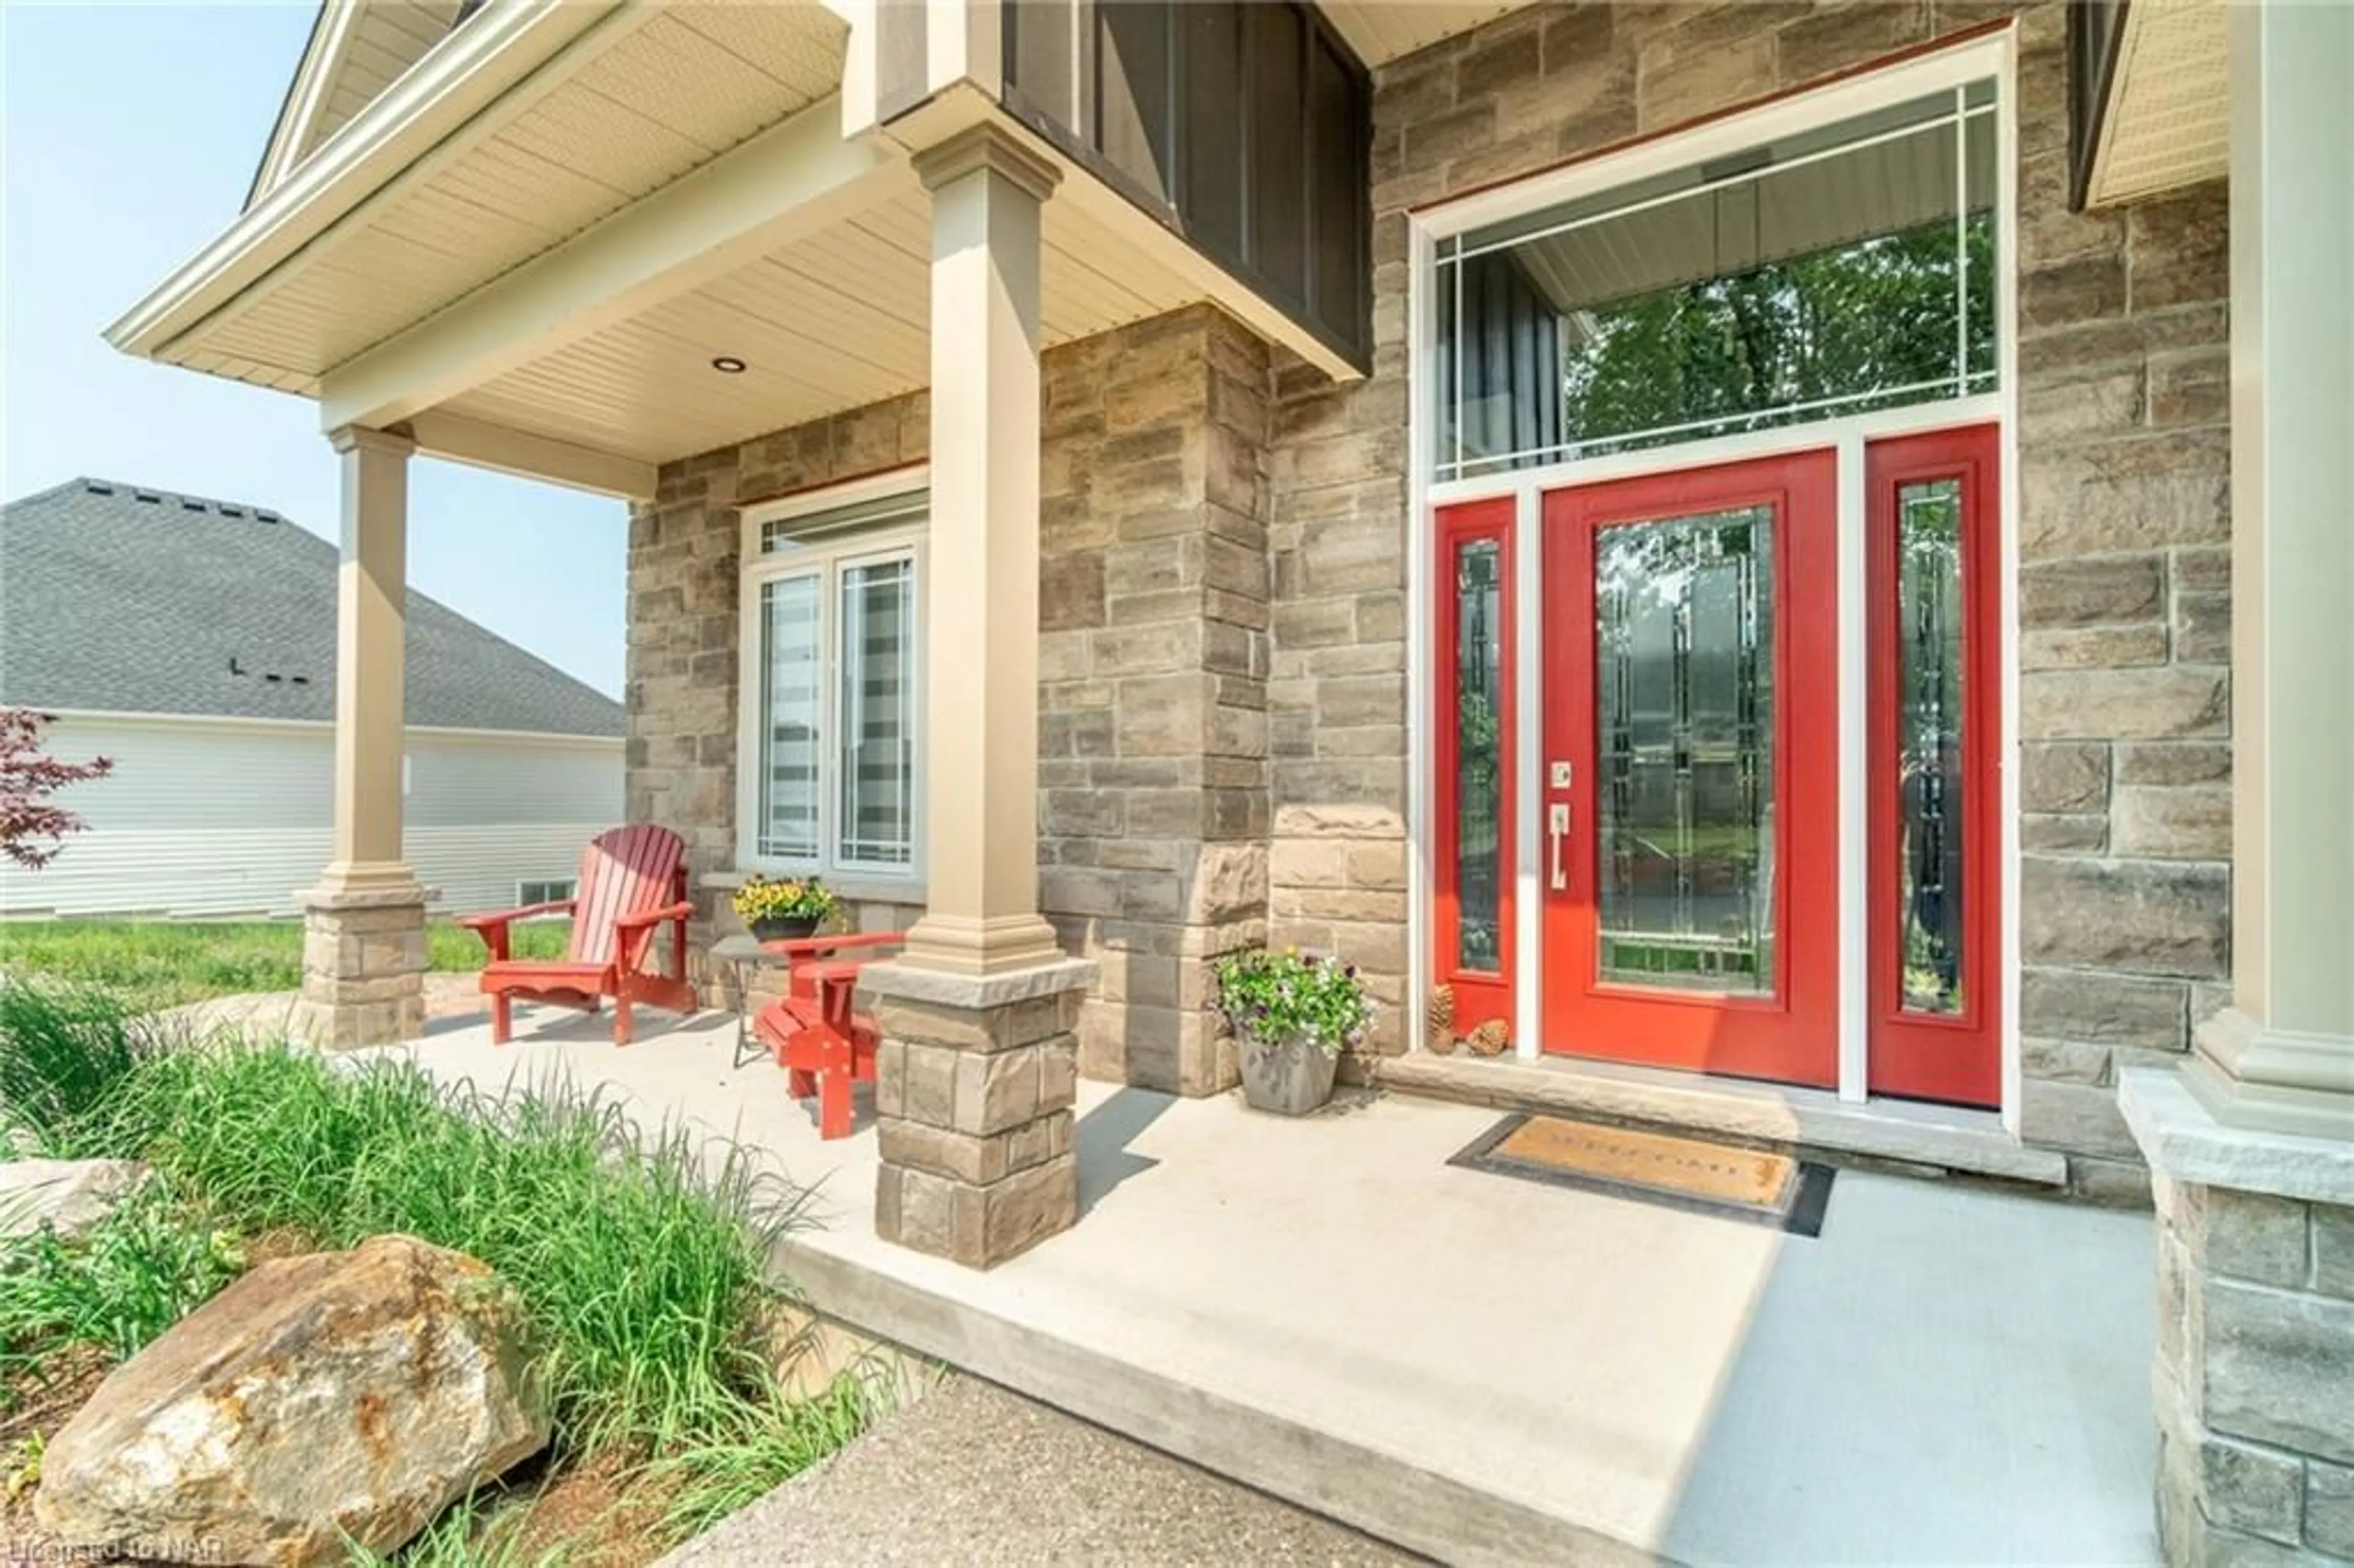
1539 451 1840 1087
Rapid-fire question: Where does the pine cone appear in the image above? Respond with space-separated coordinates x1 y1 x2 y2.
1426 984 1457 1054
1467 1018 1511 1057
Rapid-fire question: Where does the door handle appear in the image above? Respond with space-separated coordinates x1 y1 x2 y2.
1548 802 1571 892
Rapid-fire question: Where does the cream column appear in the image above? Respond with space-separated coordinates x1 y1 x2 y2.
2119 25 2354 1552
294 425 428 1049
902 123 1065 976
2183 0 2354 1139
322 425 420 891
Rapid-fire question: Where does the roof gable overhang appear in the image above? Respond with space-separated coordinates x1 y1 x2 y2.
110 0 630 365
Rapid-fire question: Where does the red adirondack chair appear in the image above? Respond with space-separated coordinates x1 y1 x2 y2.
752 932 907 1139
463 824 698 1046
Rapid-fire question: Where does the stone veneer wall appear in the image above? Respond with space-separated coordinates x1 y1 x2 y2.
626 308 1270 1079
1036 307 1274 1097
2153 1175 2354 1560
1260 0 2232 1193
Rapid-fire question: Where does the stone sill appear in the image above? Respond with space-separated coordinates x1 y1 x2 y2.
2118 1066 2354 1206
698 870 928 907
1382 1051 2069 1187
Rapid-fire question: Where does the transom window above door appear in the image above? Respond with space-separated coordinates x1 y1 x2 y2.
736 477 926 880
1433 77 1998 482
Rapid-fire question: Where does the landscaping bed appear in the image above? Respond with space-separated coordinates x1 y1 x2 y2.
0 981 875 1564
0 919 572 1013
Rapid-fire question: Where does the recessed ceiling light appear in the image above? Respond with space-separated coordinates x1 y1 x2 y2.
711 356 747 375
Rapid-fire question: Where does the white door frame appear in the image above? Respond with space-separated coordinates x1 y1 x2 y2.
1402 25 2022 1127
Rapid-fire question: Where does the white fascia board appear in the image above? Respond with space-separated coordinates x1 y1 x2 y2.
249 0 359 208
405 411 657 501
322 94 901 432
107 0 636 360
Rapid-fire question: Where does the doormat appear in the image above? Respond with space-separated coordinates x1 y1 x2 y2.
1449 1114 1834 1236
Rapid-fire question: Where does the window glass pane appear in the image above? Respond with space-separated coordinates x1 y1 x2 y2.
1452 538 1504 972
1897 478 1965 1014
758 574 822 861
1434 82 1997 479
761 492 926 554
1595 506 1775 992
839 557 917 867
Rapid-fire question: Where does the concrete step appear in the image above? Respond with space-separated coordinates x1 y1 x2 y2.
778 1232 1654 1568
660 1376 1417 1566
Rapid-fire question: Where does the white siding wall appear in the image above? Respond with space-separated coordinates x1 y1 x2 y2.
1 715 622 919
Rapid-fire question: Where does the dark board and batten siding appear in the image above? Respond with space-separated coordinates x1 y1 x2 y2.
1001 0 1373 367
2065 0 2130 210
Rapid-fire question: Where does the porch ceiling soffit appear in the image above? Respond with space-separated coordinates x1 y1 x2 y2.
318 90 903 433
2084 0 2227 208
1313 0 1539 69
427 167 1214 468
110 3 852 397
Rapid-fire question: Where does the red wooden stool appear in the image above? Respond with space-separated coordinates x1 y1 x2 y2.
750 933 905 1140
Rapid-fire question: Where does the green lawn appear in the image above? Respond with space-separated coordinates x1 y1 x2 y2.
0 918 571 1013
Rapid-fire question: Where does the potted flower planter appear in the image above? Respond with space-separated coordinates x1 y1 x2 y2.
1236 1029 1340 1116
1212 947 1373 1119
731 876 842 945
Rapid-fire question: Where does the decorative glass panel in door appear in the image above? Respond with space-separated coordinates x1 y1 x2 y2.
1593 506 1777 995
1433 498 1517 1040
1868 425 2000 1107
1542 451 1838 1088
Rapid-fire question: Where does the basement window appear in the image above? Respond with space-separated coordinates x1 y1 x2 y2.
517 878 577 910
737 473 926 881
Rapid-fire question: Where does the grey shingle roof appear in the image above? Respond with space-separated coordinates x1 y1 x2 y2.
2 478 623 739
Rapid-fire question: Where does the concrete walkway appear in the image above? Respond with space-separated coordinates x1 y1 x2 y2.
383 1007 2160 1567
661 1377 1416 1566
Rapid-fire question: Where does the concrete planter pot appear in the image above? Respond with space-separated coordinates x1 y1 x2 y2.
1236 1030 1339 1116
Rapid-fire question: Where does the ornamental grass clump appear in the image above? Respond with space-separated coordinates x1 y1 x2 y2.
1212 948 1375 1056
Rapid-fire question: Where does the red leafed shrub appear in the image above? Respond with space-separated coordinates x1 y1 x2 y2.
0 707 113 870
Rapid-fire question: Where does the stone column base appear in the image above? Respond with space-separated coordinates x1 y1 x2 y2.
2120 1068 2354 1564
289 878 430 1051
863 956 1097 1269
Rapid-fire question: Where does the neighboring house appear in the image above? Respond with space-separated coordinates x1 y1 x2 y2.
0 478 621 918
102 3 2352 1558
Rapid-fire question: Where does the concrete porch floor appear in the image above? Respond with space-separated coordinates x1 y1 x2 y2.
384 1004 2158 1566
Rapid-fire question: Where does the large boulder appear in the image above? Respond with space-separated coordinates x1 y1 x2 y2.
0 1158 151 1241
35 1233 550 1566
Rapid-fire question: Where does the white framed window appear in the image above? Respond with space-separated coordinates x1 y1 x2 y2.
735 468 927 882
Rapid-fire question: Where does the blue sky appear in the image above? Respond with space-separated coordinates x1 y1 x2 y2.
2 2 627 698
